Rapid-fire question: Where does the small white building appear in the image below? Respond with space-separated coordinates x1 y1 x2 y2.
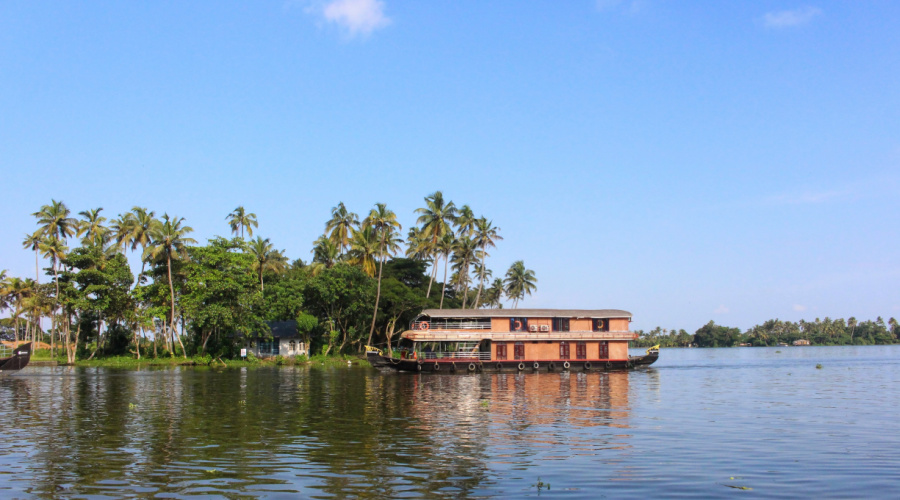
244 321 308 358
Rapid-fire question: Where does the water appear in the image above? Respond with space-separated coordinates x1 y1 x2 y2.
2 346 899 498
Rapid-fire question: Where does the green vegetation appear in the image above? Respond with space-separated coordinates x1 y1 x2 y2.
1 193 539 364
633 317 899 348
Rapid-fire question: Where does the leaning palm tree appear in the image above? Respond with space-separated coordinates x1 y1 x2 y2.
346 226 379 278
471 261 492 308
77 208 108 246
472 217 502 308
248 236 286 291
363 203 402 347
226 206 258 239
415 191 457 297
325 202 359 256
144 214 196 358
503 260 537 308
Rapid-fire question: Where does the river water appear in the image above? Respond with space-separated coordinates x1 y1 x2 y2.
1 346 899 498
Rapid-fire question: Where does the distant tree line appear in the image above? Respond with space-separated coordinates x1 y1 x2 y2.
632 317 899 348
0 193 539 360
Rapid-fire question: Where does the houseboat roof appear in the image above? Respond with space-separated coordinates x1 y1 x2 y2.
420 308 632 319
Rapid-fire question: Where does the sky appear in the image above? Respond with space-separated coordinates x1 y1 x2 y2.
1 1 898 331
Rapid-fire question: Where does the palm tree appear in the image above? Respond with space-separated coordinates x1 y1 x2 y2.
347 226 379 277
503 260 537 308
364 203 402 347
311 235 340 270
486 278 504 309
144 214 196 358
325 202 359 256
2 277 31 343
471 261 492 308
109 212 135 252
451 236 478 308
33 199 77 242
22 232 43 284
456 204 477 237
77 208 108 246
415 191 457 297
248 236 286 291
473 217 502 308
404 226 431 262
226 206 258 239
38 236 68 357
127 207 159 283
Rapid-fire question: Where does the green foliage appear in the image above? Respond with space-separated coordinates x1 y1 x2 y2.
693 321 743 348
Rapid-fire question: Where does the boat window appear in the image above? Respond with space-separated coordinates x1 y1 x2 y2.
509 317 528 332
576 342 587 359
559 342 570 360
514 342 525 360
552 318 570 332
496 343 507 360
593 319 609 332
599 341 609 359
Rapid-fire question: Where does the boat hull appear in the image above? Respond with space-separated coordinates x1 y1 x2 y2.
0 342 32 373
370 351 657 373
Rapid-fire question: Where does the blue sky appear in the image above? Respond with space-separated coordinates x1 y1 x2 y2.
1 1 898 331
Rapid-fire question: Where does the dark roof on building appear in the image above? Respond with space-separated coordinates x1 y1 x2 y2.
420 308 632 319
266 320 300 338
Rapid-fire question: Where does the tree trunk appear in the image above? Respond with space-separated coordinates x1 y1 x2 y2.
366 234 387 348
474 248 486 309
51 257 58 360
440 254 449 309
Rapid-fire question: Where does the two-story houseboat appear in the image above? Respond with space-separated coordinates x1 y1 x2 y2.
367 309 658 373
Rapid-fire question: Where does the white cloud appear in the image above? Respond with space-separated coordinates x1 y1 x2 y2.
315 0 391 37
793 304 807 312
714 305 730 314
763 6 822 28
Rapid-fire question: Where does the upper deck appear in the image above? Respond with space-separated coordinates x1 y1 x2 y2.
401 308 637 342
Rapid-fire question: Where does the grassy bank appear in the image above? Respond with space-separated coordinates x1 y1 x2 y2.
28 349 370 369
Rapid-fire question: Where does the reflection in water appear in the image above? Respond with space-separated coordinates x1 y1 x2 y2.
8 349 898 498
0 367 636 498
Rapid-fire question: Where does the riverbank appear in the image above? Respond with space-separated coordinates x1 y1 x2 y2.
28 350 370 369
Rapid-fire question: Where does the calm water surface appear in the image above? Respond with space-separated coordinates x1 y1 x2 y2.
2 346 899 498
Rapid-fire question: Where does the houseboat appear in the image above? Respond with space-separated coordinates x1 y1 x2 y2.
0 342 31 373
367 309 658 373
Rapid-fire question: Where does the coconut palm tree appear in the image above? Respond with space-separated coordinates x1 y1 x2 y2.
248 236 286 291
38 235 68 357
33 199 77 242
311 235 340 270
503 260 537 308
347 226 379 278
226 206 258 239
415 191 457 297
325 202 359 256
451 236 479 309
2 277 30 343
77 208 108 246
471 261 492 308
456 204 477 238
144 214 196 358
109 212 135 252
22 232 42 284
364 203 402 347
126 207 159 283
473 217 502 308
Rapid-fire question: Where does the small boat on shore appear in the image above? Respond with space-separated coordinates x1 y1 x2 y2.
367 309 658 373
0 342 32 373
